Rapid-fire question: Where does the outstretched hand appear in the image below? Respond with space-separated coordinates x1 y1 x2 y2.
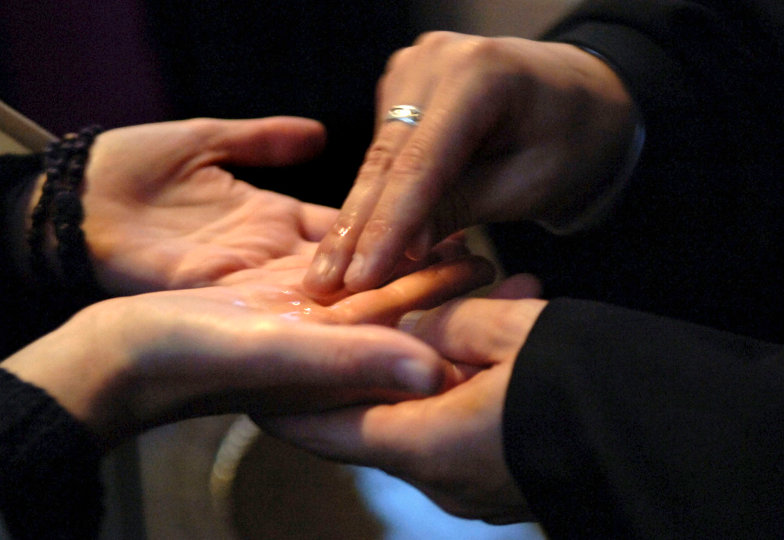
79 116 331 294
262 275 547 524
304 32 639 295
1 255 494 447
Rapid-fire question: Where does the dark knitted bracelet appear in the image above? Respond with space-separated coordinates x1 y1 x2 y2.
27 125 103 301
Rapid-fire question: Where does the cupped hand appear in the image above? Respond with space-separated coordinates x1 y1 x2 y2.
262 276 547 524
304 32 639 295
80 116 331 294
1 255 494 447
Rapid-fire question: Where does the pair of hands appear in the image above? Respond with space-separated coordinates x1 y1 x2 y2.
7 30 630 524
304 32 640 295
264 276 547 524
69 109 547 522
72 112 552 522
3 115 495 448
269 32 637 522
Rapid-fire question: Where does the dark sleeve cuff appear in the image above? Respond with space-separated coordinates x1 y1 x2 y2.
545 19 695 128
0 368 104 539
503 298 784 538
0 154 46 356
0 154 41 280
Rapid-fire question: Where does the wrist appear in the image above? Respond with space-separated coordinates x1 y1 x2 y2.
25 127 106 306
533 43 644 234
538 117 645 234
0 304 130 447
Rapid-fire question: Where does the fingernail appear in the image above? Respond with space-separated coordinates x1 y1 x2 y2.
306 253 338 291
394 358 439 395
312 253 332 278
344 253 365 286
397 310 425 334
404 228 432 261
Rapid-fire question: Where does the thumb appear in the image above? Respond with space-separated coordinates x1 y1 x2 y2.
248 321 462 396
207 116 326 167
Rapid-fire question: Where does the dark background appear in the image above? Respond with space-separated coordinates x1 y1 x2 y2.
0 0 422 207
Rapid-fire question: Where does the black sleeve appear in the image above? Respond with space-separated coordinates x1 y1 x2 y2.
0 154 91 356
0 368 104 540
545 0 784 142
489 0 784 342
0 154 41 282
0 154 47 356
503 298 784 538
1 154 104 533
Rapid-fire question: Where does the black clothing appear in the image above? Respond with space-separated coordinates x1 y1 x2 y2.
4 0 784 537
501 1 784 536
0 155 104 539
0 368 103 540
505 299 784 538
490 0 784 342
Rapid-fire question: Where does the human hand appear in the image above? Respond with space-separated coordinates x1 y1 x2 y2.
262 275 547 524
0 255 494 447
78 116 330 294
304 32 639 294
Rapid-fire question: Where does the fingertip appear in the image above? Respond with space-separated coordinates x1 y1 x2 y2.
344 236 405 293
303 246 353 299
302 274 343 302
404 228 434 261
262 116 327 165
429 234 471 262
344 252 387 293
260 116 326 139
393 357 445 396
304 252 336 291
217 116 327 167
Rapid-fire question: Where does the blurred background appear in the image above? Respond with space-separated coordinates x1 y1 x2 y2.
0 2 577 538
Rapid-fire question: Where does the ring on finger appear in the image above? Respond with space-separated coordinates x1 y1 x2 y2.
385 105 424 127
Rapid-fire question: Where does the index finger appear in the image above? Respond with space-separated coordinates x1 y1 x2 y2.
302 117 427 297
341 66 503 292
302 43 441 297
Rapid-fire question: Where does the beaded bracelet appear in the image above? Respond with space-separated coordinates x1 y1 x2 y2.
27 125 103 302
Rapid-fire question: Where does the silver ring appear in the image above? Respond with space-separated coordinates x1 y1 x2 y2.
385 105 423 127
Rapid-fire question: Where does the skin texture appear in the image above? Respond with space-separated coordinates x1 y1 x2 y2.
303 33 638 295
3 115 496 448
1 255 494 448
70 116 473 303
263 276 547 524
68 116 329 294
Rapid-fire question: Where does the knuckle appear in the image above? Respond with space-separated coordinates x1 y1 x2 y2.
328 214 358 240
182 118 231 156
358 140 396 179
182 117 219 140
362 216 394 239
416 30 460 49
392 138 431 180
447 35 497 65
385 45 416 73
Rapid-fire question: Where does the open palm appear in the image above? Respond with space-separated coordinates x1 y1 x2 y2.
80 117 333 295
